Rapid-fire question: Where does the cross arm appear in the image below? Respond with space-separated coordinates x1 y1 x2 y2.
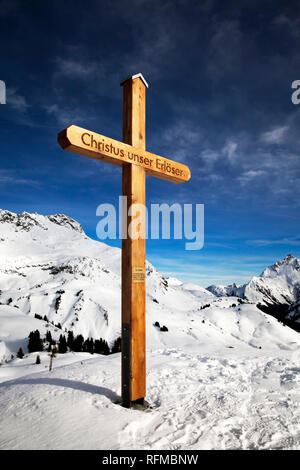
58 125 191 184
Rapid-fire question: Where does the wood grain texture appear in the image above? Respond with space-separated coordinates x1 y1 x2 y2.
57 125 190 184
121 76 146 402
57 74 192 407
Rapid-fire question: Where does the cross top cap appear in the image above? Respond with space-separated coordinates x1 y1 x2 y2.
120 73 149 88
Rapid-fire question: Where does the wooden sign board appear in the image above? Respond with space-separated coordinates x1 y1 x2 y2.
58 125 190 184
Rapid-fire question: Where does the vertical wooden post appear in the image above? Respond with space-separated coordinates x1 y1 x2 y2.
121 74 148 407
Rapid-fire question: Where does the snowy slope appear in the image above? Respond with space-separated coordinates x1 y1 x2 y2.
1 209 209 357
0 346 299 450
0 209 300 450
1 209 300 361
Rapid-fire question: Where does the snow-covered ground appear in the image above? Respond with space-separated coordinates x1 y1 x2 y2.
1 297 300 450
0 209 299 450
0 346 299 450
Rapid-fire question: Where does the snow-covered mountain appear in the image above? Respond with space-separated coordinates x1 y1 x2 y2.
207 283 244 298
0 208 215 360
0 208 299 363
245 255 300 303
207 255 300 330
1 209 300 450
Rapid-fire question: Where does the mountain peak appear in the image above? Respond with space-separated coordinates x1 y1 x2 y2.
276 254 296 266
261 254 300 278
0 209 84 234
46 214 83 233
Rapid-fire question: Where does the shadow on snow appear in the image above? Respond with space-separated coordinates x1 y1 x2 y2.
0 377 121 404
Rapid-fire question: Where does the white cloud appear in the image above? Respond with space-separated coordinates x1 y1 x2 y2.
222 139 237 163
247 237 300 247
0 170 40 187
201 149 220 162
44 103 86 126
238 169 265 185
6 88 29 112
261 125 288 144
159 120 202 162
55 57 99 80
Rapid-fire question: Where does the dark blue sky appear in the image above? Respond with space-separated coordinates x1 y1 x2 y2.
1 0 300 286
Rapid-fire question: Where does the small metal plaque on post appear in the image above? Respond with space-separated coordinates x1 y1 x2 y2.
132 267 145 283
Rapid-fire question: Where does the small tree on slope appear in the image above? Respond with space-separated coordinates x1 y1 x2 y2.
17 347 24 359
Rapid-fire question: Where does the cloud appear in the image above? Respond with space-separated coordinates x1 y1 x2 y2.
202 173 223 183
238 169 265 185
6 88 29 112
149 253 272 287
157 120 202 163
0 170 40 187
53 2 178 92
44 103 87 126
247 237 300 247
207 19 243 80
55 57 100 80
272 14 300 39
222 139 238 164
260 125 288 144
201 149 220 163
162 121 200 146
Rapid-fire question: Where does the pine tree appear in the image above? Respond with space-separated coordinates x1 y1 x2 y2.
94 339 101 354
72 334 84 352
17 347 24 359
36 355 41 364
83 338 94 354
58 334 67 353
94 338 110 355
95 339 103 354
67 330 74 349
103 340 110 355
28 330 44 353
111 337 121 354
46 330 52 343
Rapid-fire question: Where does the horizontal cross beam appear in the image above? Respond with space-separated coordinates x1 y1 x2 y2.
58 125 190 184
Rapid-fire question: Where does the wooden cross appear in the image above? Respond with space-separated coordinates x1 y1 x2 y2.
58 73 191 408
